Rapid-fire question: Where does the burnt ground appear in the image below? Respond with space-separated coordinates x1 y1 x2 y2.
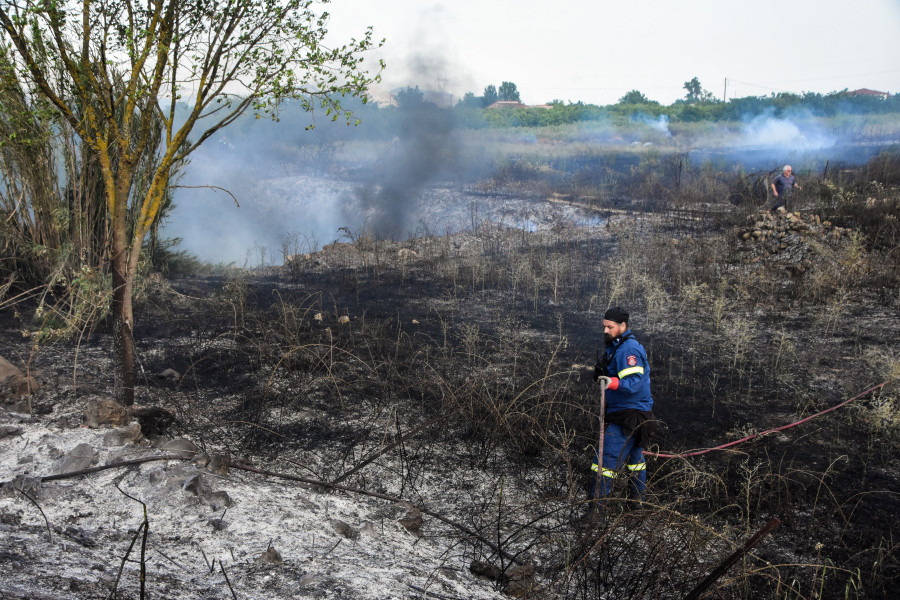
1 197 899 599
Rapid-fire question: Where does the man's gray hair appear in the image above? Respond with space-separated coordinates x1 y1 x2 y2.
783 165 792 173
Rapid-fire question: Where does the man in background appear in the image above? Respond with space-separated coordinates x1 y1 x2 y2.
771 165 801 211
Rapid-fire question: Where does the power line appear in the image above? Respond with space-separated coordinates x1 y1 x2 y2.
725 78 790 94
724 68 900 95
526 85 684 91
762 68 900 84
531 68 900 96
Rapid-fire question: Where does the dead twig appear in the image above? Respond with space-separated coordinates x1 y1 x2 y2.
31 454 191 483
197 542 212 571
114 484 150 600
172 184 240 207
682 517 781 600
322 538 342 558
108 520 146 600
553 511 628 587
155 548 188 572
14 483 51 543
330 416 440 486
220 562 239 600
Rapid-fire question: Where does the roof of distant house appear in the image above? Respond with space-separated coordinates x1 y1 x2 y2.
486 101 528 109
847 88 890 98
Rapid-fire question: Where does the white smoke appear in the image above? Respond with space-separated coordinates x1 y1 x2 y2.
162 137 368 266
631 112 671 137
650 114 671 136
739 108 837 151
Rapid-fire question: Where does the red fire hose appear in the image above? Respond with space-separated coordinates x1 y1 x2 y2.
645 380 892 459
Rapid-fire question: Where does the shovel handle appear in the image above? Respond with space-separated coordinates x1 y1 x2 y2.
592 379 608 502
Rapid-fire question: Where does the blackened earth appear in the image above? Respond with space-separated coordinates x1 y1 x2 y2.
1 201 898 599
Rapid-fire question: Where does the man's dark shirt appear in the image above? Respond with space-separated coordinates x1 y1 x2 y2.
773 173 797 196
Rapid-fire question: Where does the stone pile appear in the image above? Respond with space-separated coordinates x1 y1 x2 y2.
736 208 853 272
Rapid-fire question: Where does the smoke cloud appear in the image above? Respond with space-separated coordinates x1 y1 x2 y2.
738 108 837 151
631 112 671 137
162 113 369 265
161 98 883 266
162 95 475 263
357 104 460 240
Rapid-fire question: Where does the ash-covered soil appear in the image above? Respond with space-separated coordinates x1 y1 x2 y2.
1 195 899 599
0 314 526 599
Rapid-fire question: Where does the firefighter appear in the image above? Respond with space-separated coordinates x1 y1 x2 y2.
591 306 657 501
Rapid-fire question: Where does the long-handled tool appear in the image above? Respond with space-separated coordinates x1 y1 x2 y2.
591 377 608 505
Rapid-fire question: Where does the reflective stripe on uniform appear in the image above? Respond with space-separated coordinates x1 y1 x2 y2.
591 464 618 478
617 366 645 378
626 462 646 472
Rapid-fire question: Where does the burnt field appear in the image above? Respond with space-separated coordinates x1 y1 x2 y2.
2 153 900 599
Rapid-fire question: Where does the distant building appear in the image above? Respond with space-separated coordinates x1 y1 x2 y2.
486 101 528 109
847 88 890 100
368 88 398 107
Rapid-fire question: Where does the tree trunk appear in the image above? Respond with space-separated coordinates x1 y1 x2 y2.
111 295 135 406
110 183 135 406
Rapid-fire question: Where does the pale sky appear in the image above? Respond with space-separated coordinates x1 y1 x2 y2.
325 0 900 106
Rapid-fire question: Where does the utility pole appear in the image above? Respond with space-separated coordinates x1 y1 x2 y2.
723 77 727 102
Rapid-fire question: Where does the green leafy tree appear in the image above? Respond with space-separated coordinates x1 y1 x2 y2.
0 0 382 405
457 91 482 109
618 89 652 104
683 77 714 104
0 45 61 282
498 81 521 102
483 84 498 107
0 45 177 308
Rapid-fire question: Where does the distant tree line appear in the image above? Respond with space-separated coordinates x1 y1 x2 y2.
609 76 900 122
177 81 900 165
457 81 522 109
290 76 896 134
442 76 900 127
162 76 900 149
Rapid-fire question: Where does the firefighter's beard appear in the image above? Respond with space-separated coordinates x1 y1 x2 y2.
604 332 615 345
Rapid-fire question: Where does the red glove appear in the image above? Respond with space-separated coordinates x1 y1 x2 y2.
607 377 620 391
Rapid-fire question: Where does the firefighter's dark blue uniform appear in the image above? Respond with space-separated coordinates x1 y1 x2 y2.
591 330 653 499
